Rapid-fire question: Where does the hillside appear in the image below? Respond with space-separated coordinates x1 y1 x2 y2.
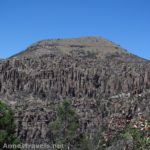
0 37 150 149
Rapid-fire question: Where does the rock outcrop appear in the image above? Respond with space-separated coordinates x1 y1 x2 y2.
0 37 150 148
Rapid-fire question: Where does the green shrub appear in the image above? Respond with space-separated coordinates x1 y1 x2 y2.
121 125 150 149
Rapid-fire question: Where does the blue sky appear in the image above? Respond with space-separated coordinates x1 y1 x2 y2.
0 0 150 59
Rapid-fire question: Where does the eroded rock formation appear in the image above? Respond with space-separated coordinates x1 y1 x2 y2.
0 37 150 148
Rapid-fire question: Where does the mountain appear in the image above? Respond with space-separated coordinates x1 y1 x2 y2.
0 37 150 149
10 37 142 60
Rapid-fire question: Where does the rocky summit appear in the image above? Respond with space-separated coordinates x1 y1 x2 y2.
0 37 150 149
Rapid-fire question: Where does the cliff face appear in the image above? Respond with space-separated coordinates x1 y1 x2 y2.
0 37 150 147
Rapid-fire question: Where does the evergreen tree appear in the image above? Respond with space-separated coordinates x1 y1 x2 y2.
0 101 20 150
49 99 79 150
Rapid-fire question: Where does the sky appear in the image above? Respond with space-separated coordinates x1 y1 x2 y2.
0 0 150 59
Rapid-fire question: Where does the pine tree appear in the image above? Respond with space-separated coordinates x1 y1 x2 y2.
49 99 79 150
0 101 20 150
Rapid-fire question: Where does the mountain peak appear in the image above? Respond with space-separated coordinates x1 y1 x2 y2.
10 36 129 59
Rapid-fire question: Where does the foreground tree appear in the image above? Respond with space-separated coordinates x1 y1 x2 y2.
49 99 80 150
0 101 19 149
